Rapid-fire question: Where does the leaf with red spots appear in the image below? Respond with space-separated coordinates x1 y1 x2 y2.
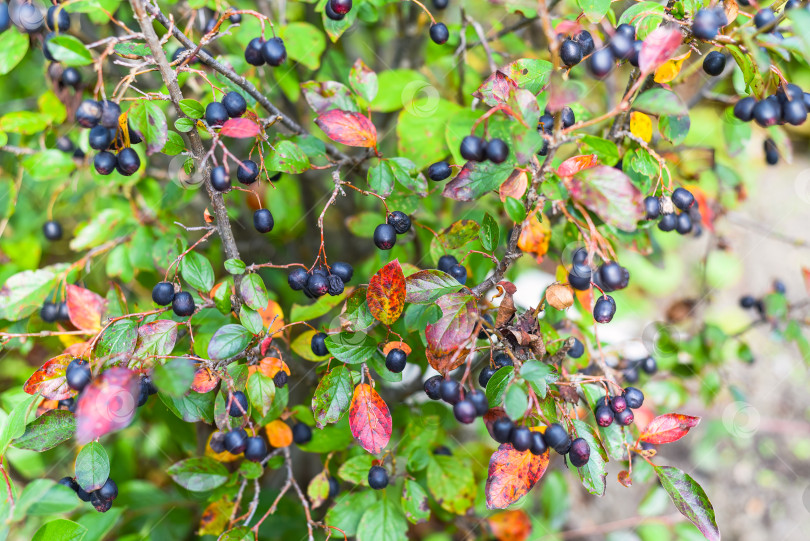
349 383 391 455
23 354 74 401
568 165 645 232
366 259 406 325
556 154 598 177
75 367 140 444
640 413 701 444
485 443 550 509
219 117 261 139
315 109 377 148
640 25 684 74
66 284 107 332
425 292 478 357
191 367 220 393
442 160 515 202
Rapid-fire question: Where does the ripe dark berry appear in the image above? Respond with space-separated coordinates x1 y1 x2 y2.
324 0 345 20
468 389 489 415
785 0 801 8
90 492 113 512
66 359 92 392
733 97 756 121
624 365 640 383
387 211 411 234
448 264 467 285
58 397 74 410
331 262 353 283
433 0 449 8
644 196 661 219
782 99 807 126
211 165 231 192
428 161 452 181
224 428 248 454
61 67 81 88
510 426 533 452
569 438 590 467
658 213 677 232
609 33 633 60
311 332 328 356
599 262 625 291
205 102 229 127
543 423 571 454
253 209 275 233
478 366 496 388
671 187 695 210
569 272 591 290
98 478 118 501
424 375 442 400
453 399 477 424
560 106 576 128
494 353 513 368
89 125 112 150
151 282 175 306
46 6 70 32
623 387 645 409
43 220 62 241
538 113 554 134
753 8 776 30
143 374 158 396
58 476 79 493
692 9 720 40
485 138 509 163
116 148 140 176
568 338 584 358
530 431 547 455
433 446 452 455
628 40 643 67
172 291 196 317
273 371 288 388
288 268 308 290
244 436 268 462
40 302 59 323
429 22 449 44
94 151 117 176
460 135 486 162
327 275 344 296
492 417 514 444
99 101 121 129
559 39 583 67
328 476 340 497
245 37 265 66
57 301 69 321
56 136 74 153
610 395 627 413
439 378 461 404
367 465 388 489
593 295 616 323
228 391 248 417
385 348 407 373
373 223 397 250
616 23 636 40
237 159 259 184
330 0 352 14
261 37 287 66
641 356 657 374
676 212 693 235
753 98 780 127
574 30 594 56
615 408 634 425
292 422 313 444
437 254 458 273
229 13 242 23
740 295 756 308
595 404 614 427
588 48 614 78
702 51 726 76
76 99 102 128
222 91 247 118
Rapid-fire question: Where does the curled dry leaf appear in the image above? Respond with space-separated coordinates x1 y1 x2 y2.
545 283 574 310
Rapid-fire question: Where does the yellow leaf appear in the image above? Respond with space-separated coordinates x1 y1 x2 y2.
630 112 653 143
517 215 550 263
654 51 691 84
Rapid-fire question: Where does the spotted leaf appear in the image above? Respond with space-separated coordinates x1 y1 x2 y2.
349 383 391 455
485 443 549 509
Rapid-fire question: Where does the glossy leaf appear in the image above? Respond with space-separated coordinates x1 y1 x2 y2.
486 366 514 407
301 81 357 114
23 354 74 401
75 367 139 444
181 251 215 293
315 109 377 148
32 519 87 541
247 370 275 417
312 365 353 428
367 259 406 325
191 367 220 393
485 443 549 509
239 273 269 311
96 319 137 358
425 292 478 357
128 100 168 155
153 358 195 398
47 35 93 66
168 457 229 492
219 117 260 138
266 140 310 174
0 265 67 321
325 332 378 364
640 413 701 444
405 269 462 304
654 465 720 541
75 441 110 492
207 324 252 360
349 383 392 455
0 30 29 75
134 320 178 357
633 88 688 117
356 498 408 541
442 160 515 202
569 419 607 496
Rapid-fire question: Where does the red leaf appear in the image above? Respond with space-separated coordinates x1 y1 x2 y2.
556 154 598 177
219 118 261 138
191 367 220 393
315 109 377 148
366 260 406 325
67 284 107 332
488 510 532 541
474 71 518 106
485 443 549 509
23 354 75 401
568 165 645 232
618 470 632 487
75 367 140 444
640 413 701 444
640 26 684 74
349 383 391 455
425 292 478 357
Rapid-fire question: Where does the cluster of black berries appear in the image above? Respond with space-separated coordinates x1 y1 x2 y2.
40 7 83 89
245 35 287 66
622 356 658 383
477 352 513 388
74 99 143 177
424 374 490 424
40 299 70 323
557 30 594 68
201 8 242 34
691 6 729 41
537 106 576 155
459 135 509 164
733 85 809 128
288 262 354 299
60 360 157 415
211 158 261 192
645 187 701 236
594 387 644 427
58 475 118 513
567 248 629 324
438 254 468 285
373 211 411 250
151 281 197 317
205 91 248 127
325 0 353 20
214 419 312 460
587 24 644 78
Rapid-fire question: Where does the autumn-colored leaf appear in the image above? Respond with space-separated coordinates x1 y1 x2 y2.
426 346 470 373
266 419 293 448
556 154 598 177
256 357 290 378
23 354 75 401
315 109 377 148
488 510 532 541
568 165 645 232
66 284 107 332
257 299 285 336
474 70 518 106
485 443 549 509
367 259 406 325
640 413 701 444
219 117 261 138
382 341 411 356
618 470 632 487
349 383 391 455
36 399 59 417
654 51 691 84
499 170 528 202
191 367 220 393
517 215 551 263
630 112 653 143
425 292 478 357
639 25 683 74
198 496 231 537
75 367 139 444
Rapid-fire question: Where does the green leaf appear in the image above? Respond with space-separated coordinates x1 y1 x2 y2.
0 111 50 134
247 370 275 416
134 319 178 357
577 0 611 23
426 455 476 514
12 409 75 452
618 1 665 38
160 390 216 423
325 332 380 365
341 287 376 332
401 479 430 524
0 30 30 75
520 360 557 399
240 306 264 335
368 158 395 197
18 480 78 516
75 441 110 492
789 9 810 61
504 384 528 420
239 273 269 310
404 270 462 304
633 89 687 117
581 135 619 165
338 454 374 485
95 319 137 358
485 366 514 407
167 457 229 492
163 131 185 155
180 251 214 293
349 59 378 102
654 465 720 541
224 258 246 275
175 117 195 132
480 213 499 251
356 498 409 541
568 419 607 496
179 99 205 119
208 324 253 360
22 150 77 181
0 393 39 453
290 289 350 321
113 41 151 56
32 519 87 541
504 196 526 223
129 100 168 155
659 114 690 145
153 358 195 398
325 491 377 537
312 365 353 427
0 264 68 321
279 22 326 70
266 140 311 174
47 35 93 66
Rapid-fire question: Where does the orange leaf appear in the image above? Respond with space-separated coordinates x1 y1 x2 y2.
191 367 220 393
556 154 598 177
219 117 261 138
640 413 701 444
75 367 139 444
66 284 107 332
426 346 469 373
499 170 528 202
315 109 377 148
367 260 406 325
382 341 411 356
618 470 632 487
37 399 59 416
349 383 391 455
517 215 551 263
257 299 285 336
654 51 691 84
266 419 293 448
488 510 532 541
23 354 75 401
257 357 291 378
485 443 549 509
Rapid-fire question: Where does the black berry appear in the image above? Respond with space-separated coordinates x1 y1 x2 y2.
492 417 514 444
307 272 329 297
610 395 627 413
559 39 583 67
116 148 140 176
311 332 328 356
439 378 461 404
609 33 633 60
245 37 265 66
733 97 757 121
543 423 571 454
76 99 102 128
448 264 467 285
595 404 614 427
228 391 248 417
485 138 509 163
615 23 635 40
152 282 175 306
753 98 780 127
222 91 247 118
90 491 112 512
702 51 726 76
478 366 496 388
468 389 489 415
261 37 287 66
753 8 776 30
569 438 590 467
567 338 584 358
99 100 121 129
437 254 458 273
373 224 397 250
330 0 352 14
172 291 196 317
331 262 354 283
237 159 259 184
273 371 288 388
429 22 449 44
40 302 59 323
327 275 344 296
387 211 411 234
205 102 229 127
66 359 91 392
494 353 513 368
211 165 231 192
644 196 661 219
292 422 312 444
459 135 486 162
593 295 616 323
615 408 634 425
288 268 308 290
453 399 477 424
244 436 268 462
740 295 756 309
510 426 532 452
98 478 118 501
782 99 807 126
224 428 248 454
676 212 693 235
367 465 388 489
641 356 657 374
671 187 695 210
424 375 442 400
61 67 81 88
46 5 70 32
623 387 644 409
658 213 677 232
691 9 720 41
253 209 274 233
588 48 614 78
88 125 112 150
530 431 547 455
574 30 594 56
385 348 407 373
428 161 452 181
43 220 62 241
